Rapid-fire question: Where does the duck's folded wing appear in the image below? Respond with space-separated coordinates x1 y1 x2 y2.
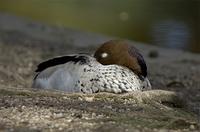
35 55 89 72
32 54 91 91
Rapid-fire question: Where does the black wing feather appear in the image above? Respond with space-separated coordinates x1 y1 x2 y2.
35 55 88 72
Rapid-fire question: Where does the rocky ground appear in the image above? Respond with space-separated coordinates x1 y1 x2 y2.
0 13 200 131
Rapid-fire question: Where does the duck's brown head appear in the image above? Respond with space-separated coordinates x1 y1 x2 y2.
94 40 147 78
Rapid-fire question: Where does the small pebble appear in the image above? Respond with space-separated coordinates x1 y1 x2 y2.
54 113 64 118
78 97 83 101
190 124 195 130
148 50 159 58
84 97 94 102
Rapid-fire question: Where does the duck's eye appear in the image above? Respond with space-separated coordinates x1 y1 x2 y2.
101 52 108 58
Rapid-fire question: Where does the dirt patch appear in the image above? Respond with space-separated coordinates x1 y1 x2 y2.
0 87 198 131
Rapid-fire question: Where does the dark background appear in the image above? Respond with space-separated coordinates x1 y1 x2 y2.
0 0 199 52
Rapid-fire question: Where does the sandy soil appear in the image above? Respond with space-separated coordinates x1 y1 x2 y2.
0 13 200 131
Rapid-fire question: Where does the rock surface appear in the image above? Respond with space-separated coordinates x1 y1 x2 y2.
0 13 200 131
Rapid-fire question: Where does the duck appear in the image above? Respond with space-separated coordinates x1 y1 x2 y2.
32 40 151 93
